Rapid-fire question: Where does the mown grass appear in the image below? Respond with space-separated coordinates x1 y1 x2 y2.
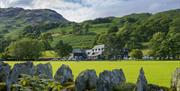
6 61 180 87
41 51 58 58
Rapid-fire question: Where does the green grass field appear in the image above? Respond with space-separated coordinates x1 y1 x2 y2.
52 35 96 48
6 61 180 87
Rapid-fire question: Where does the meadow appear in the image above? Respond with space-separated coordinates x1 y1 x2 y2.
6 61 180 87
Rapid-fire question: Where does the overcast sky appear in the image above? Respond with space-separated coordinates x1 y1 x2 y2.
0 0 180 22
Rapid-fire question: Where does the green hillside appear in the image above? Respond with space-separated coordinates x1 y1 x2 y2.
46 9 180 49
0 8 180 58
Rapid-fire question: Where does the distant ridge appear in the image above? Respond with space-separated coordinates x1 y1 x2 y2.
0 7 69 31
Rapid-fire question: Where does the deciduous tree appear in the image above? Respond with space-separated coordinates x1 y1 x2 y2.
54 40 72 58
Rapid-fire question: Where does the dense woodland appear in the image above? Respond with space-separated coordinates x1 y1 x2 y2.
0 8 180 60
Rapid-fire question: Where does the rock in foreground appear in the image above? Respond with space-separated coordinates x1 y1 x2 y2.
135 68 148 91
171 68 180 91
75 69 98 91
9 62 35 84
54 64 74 85
97 69 126 91
0 62 11 83
34 63 53 79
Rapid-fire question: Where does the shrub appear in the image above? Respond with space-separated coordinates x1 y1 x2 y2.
130 49 143 59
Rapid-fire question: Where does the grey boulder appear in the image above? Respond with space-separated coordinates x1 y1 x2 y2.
171 68 180 91
0 62 11 83
9 61 35 84
54 64 73 85
35 63 53 79
75 69 98 91
96 69 126 91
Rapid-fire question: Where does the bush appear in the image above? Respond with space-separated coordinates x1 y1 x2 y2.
130 49 143 59
0 83 6 91
6 38 44 60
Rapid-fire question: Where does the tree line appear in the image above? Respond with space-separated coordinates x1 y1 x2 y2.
0 23 179 60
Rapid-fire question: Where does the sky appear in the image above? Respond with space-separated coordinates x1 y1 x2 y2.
0 0 180 22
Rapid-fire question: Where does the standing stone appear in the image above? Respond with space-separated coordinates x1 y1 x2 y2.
54 64 73 85
112 69 126 85
75 69 98 91
135 68 148 91
0 62 11 82
171 68 180 91
97 69 126 91
0 62 11 91
35 63 53 79
9 62 35 84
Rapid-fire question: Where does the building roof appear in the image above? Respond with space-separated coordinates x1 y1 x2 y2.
72 49 86 53
92 44 105 49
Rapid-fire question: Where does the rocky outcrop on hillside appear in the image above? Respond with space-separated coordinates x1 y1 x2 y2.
75 69 98 91
54 64 74 85
0 8 68 23
0 7 69 32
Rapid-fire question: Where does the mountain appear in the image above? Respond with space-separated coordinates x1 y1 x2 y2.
0 7 69 32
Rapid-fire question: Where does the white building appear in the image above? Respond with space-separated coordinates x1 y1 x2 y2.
86 44 105 60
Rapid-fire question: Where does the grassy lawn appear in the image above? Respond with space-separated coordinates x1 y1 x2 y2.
6 61 180 87
41 51 58 58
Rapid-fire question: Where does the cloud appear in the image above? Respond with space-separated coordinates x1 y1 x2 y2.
0 0 180 22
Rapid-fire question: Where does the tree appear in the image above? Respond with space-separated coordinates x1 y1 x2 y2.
125 36 142 49
107 25 119 34
6 38 43 60
40 33 53 50
72 23 90 35
130 49 143 59
41 33 53 42
22 25 41 38
145 50 155 57
0 38 10 53
166 32 180 59
54 40 72 58
41 40 52 50
149 32 166 59
83 23 90 34
72 23 82 35
104 34 125 59
149 31 180 60
97 33 108 44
